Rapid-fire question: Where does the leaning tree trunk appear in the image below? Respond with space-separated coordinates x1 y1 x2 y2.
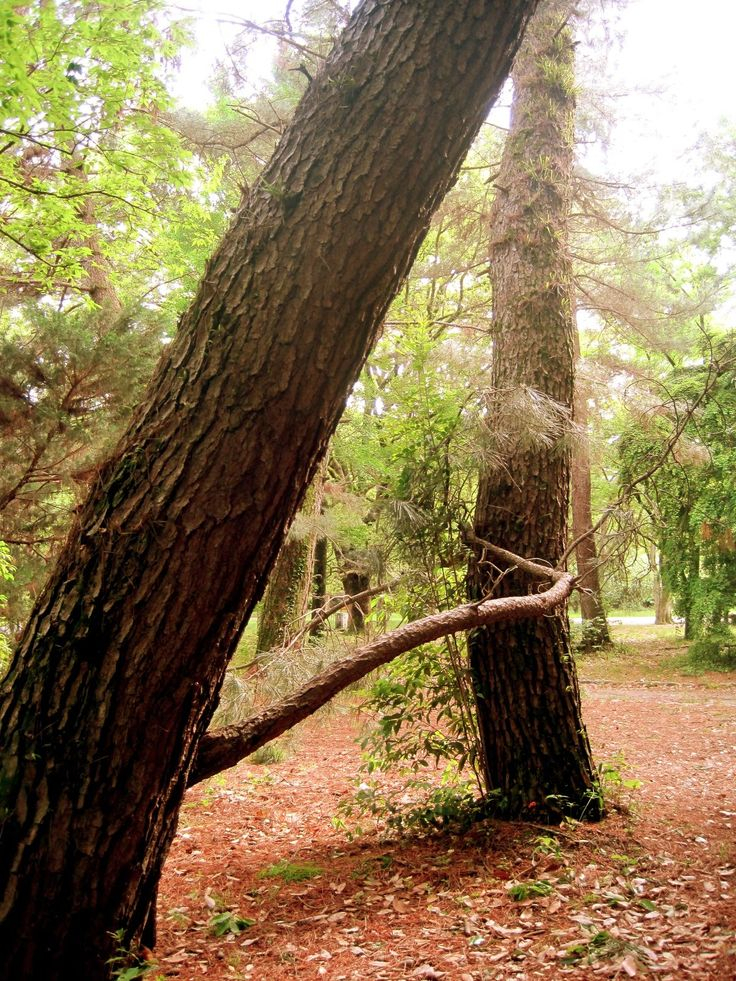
467 0 601 822
572 335 611 649
0 2 538 978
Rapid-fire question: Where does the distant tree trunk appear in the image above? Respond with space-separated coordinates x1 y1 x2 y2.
467 0 601 822
65 152 124 315
256 537 310 652
683 543 700 640
310 536 329 635
650 545 673 624
572 335 611 649
338 547 372 632
257 473 326 652
0 3 538 977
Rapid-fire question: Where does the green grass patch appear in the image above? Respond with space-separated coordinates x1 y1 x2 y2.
248 742 287 765
257 859 324 883
575 624 692 684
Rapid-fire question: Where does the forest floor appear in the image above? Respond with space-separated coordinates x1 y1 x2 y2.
156 627 736 980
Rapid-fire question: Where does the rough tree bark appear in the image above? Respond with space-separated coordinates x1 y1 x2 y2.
572 333 611 649
0 2 539 977
256 535 310 652
467 0 601 822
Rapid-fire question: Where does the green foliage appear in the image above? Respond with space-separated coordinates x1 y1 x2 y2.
390 782 483 832
616 331 736 640
0 2 232 618
595 754 642 813
207 911 254 937
332 311 496 801
257 859 323 883
363 641 477 771
507 879 555 901
679 635 736 673
562 929 635 966
336 765 482 838
0 541 13 672
0 1 225 302
0 303 167 620
533 834 564 861
107 930 160 981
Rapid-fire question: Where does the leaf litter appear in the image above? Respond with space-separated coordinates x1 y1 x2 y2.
157 676 735 979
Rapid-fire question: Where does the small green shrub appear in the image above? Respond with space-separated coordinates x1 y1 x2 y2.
594 753 641 813
682 636 736 674
335 770 483 837
386 781 483 834
562 928 644 967
207 911 254 936
533 834 564 861
107 930 161 981
507 879 554 901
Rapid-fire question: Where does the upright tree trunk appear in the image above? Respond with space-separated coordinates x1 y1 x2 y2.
256 474 325 653
256 537 310 652
650 545 673 624
467 0 600 822
0 3 538 978
572 336 611 649
338 547 372 632
310 536 329 635
683 541 701 640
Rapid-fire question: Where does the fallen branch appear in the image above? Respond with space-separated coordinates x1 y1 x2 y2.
190 557 573 786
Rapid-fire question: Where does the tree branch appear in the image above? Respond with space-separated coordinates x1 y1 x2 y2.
190 560 573 785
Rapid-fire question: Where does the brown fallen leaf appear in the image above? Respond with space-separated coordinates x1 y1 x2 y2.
412 965 444 979
619 953 638 976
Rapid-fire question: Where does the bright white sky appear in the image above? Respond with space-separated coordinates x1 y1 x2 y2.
599 0 736 181
169 0 736 184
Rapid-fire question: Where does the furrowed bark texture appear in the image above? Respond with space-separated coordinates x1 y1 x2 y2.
193 569 575 784
467 0 601 821
0 1 538 977
572 336 611 648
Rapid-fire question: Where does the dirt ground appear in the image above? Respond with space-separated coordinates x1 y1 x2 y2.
155 634 736 980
